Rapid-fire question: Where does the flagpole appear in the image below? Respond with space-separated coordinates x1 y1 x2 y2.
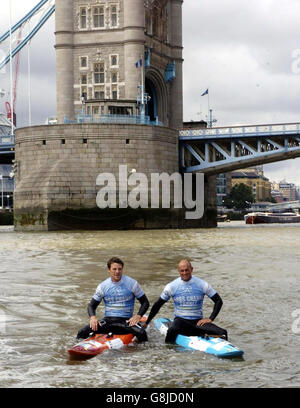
9 0 14 135
207 87 210 127
27 20 32 126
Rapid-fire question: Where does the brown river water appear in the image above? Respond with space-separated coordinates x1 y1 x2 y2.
0 221 299 388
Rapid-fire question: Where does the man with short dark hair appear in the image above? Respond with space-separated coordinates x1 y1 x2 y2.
145 259 227 343
77 257 149 342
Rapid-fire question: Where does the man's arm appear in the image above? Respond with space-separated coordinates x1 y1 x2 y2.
88 298 101 331
197 292 223 326
136 294 150 317
145 297 167 325
128 294 149 326
209 293 223 321
88 298 100 317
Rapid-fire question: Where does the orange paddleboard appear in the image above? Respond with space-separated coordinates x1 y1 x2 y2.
68 317 147 361
68 332 136 360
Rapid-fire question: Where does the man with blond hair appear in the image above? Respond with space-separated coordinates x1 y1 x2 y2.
145 259 227 343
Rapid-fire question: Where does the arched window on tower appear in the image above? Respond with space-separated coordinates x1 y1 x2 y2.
80 8 87 29
152 7 159 38
145 9 152 35
111 5 118 27
94 63 105 84
162 6 168 43
93 6 105 28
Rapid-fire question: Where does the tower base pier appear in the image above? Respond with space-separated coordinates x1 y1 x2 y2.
14 124 217 231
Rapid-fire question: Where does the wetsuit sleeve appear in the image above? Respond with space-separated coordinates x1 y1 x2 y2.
88 298 100 317
136 294 150 317
145 297 167 325
209 293 223 321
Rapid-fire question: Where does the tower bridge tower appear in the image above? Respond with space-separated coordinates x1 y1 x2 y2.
55 0 183 129
14 0 216 231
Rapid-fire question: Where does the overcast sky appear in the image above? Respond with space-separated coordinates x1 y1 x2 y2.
1 0 300 185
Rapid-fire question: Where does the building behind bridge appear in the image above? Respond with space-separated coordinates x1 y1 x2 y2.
0 164 14 210
272 180 298 202
0 114 14 211
231 167 271 202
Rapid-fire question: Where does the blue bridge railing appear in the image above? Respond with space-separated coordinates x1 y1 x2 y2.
64 114 163 127
179 123 300 139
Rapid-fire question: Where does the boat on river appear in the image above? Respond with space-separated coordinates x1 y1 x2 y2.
244 211 300 224
217 214 229 222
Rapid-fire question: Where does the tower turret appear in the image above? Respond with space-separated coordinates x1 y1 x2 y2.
55 0 183 128
55 0 74 123
123 0 145 101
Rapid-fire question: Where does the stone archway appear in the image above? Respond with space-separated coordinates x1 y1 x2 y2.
145 67 168 126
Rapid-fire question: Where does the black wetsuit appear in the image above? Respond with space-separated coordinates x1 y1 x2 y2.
77 294 149 342
146 293 228 343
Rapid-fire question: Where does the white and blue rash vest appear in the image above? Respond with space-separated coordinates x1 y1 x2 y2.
92 275 145 318
160 276 216 320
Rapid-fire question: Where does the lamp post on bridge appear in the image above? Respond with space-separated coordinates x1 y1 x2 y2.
208 109 217 128
196 108 217 128
6 194 11 209
81 95 86 119
0 174 3 210
9 0 14 135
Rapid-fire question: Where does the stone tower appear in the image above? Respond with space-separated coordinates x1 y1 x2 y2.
55 0 183 129
14 0 216 231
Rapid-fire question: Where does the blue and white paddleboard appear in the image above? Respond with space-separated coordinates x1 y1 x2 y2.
154 318 244 358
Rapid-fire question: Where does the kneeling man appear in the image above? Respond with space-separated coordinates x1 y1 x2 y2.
145 259 227 343
77 257 149 342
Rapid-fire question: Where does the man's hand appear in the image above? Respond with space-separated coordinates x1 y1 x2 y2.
197 318 212 326
89 316 99 331
127 314 141 326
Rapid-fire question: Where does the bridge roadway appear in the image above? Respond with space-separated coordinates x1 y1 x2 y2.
2 122 300 172
179 122 300 175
